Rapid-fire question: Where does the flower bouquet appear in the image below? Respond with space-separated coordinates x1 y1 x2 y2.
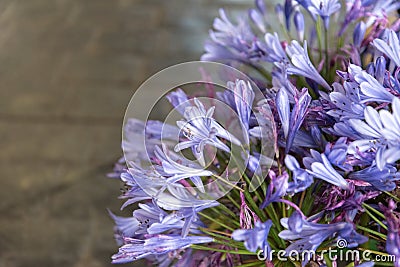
108 0 400 266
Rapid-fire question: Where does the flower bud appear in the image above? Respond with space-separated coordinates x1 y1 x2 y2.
375 56 386 84
353 21 366 47
294 11 305 41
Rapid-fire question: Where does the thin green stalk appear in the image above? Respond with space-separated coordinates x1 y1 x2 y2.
251 64 272 81
212 238 245 249
324 26 329 78
356 225 386 240
267 204 282 231
226 191 240 210
363 203 386 220
243 190 267 221
191 245 257 255
200 228 232 239
384 191 400 202
214 205 241 227
316 17 323 63
242 172 263 205
199 211 235 232
212 173 244 192
362 207 387 230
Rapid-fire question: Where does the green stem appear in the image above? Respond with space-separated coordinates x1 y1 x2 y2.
316 17 323 63
226 192 241 210
199 211 235 232
212 173 244 192
243 190 267 221
214 205 241 227
251 64 272 81
362 206 387 230
363 203 386 220
356 225 386 240
384 191 400 202
324 26 329 77
191 245 257 255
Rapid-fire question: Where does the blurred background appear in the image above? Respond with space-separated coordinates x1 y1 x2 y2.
0 0 253 266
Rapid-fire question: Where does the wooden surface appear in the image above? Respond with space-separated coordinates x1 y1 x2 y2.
0 1 253 266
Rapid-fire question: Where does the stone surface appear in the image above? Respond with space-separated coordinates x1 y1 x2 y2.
0 0 254 266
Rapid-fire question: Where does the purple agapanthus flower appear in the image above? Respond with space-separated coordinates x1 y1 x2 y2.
276 87 312 154
108 210 140 238
279 211 368 266
285 155 314 194
110 0 400 265
286 40 331 90
352 66 395 103
225 79 256 144
148 201 219 237
348 98 400 170
308 0 341 29
231 220 273 255
166 88 191 115
112 235 213 264
175 98 240 166
154 145 213 193
304 150 349 189
261 32 290 67
348 165 400 191
327 81 365 120
380 200 400 266
201 9 263 64
260 170 289 208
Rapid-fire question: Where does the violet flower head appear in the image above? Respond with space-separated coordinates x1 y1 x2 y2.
154 145 213 193
227 79 255 141
175 98 240 166
348 98 400 170
353 21 366 47
348 165 400 191
308 0 341 29
201 9 262 64
285 155 314 194
260 170 289 209
373 29 400 67
276 88 312 154
231 220 273 255
166 88 190 115
352 67 394 103
305 150 349 189
279 212 368 266
293 11 305 42
286 40 331 90
261 32 290 67
380 200 400 266
111 235 213 264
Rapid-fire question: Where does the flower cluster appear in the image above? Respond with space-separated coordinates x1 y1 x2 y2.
109 0 400 266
